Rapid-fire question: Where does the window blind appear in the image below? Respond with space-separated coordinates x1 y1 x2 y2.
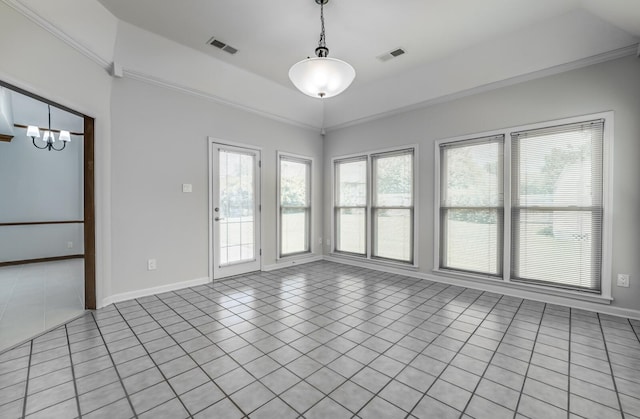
334 157 368 255
279 155 311 257
439 135 504 276
511 119 604 291
372 148 414 263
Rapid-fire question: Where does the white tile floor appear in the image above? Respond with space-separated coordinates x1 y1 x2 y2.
0 261 638 418
0 260 84 352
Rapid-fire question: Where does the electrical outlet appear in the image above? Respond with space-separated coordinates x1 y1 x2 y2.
182 183 193 193
318 237 323 245
326 238 331 247
67 241 73 249
617 274 630 288
147 259 157 270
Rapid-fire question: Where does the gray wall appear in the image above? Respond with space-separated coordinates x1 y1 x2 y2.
323 55 640 312
0 97 84 262
109 77 323 295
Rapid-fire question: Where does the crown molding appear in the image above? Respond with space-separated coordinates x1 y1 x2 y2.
3 0 111 70
325 43 639 132
123 69 323 133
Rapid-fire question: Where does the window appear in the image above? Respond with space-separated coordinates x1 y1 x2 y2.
334 148 415 264
437 114 610 295
439 136 504 276
278 153 311 257
372 149 414 263
334 157 367 255
511 120 604 291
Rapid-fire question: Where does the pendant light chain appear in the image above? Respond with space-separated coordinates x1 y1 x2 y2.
318 1 326 50
315 0 329 57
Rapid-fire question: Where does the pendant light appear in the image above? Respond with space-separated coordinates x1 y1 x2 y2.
289 0 355 99
26 104 71 151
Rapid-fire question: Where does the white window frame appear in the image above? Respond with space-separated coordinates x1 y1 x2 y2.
331 145 419 268
434 112 613 302
276 151 313 260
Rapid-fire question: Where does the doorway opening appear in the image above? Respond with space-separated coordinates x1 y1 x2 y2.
0 80 95 351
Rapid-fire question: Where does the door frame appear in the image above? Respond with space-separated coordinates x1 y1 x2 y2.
208 137 262 281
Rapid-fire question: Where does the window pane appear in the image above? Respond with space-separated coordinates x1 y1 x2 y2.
280 159 309 207
513 209 599 290
441 141 503 207
373 209 412 262
336 159 367 206
336 208 365 254
281 208 308 255
514 123 602 207
219 150 255 266
373 152 412 206
441 209 501 275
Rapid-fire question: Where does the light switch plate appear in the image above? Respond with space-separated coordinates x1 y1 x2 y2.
182 184 192 193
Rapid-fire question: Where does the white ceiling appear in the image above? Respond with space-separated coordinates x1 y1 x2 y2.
97 0 640 93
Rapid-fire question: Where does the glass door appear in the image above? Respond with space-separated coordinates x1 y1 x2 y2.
210 142 261 279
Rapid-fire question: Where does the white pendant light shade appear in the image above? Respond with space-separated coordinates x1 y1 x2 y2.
59 130 71 143
42 130 55 143
289 57 355 99
26 125 40 138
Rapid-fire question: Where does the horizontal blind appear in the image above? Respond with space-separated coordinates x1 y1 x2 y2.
279 155 311 257
334 157 368 255
439 135 504 276
372 149 414 263
511 119 604 291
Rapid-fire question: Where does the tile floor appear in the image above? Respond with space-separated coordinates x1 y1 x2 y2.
0 260 85 352
1 261 639 418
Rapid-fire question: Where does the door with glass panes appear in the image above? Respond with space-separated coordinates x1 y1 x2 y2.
210 142 261 279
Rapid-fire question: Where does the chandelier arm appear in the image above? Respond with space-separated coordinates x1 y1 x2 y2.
32 136 47 149
51 141 66 151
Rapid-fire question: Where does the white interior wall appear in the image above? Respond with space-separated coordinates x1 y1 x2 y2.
108 77 323 297
323 55 640 314
0 122 84 261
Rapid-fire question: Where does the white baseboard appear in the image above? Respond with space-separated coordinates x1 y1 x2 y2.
100 276 211 308
324 255 640 321
262 255 325 272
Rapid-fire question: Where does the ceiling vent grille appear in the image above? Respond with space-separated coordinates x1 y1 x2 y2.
207 37 238 55
377 47 406 62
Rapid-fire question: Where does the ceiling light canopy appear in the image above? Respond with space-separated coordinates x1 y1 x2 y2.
289 0 355 99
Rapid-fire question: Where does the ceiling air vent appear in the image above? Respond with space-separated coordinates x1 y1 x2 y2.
377 47 406 62
207 37 238 55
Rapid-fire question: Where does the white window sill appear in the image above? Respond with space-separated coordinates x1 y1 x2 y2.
276 251 313 262
432 268 613 305
329 252 419 272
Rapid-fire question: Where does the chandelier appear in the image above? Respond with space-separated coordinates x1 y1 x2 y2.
288 0 355 99
26 104 71 151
